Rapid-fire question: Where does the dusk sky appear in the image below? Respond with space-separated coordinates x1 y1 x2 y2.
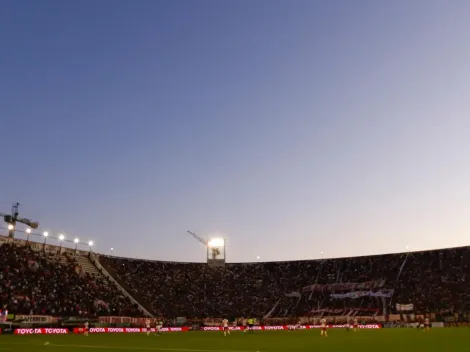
1 0 469 262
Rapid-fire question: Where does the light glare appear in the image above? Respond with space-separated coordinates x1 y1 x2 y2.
26 228 31 234
74 238 79 243
7 224 14 230
58 234 65 241
43 232 49 237
208 238 224 248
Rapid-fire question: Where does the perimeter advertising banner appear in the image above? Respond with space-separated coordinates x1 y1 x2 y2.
15 315 54 323
73 327 190 334
13 324 381 335
201 324 382 331
14 328 69 335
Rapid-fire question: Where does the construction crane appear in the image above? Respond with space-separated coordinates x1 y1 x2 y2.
1 203 39 238
187 230 221 259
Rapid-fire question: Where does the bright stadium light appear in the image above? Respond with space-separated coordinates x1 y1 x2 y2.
7 224 14 230
26 228 31 234
43 231 49 245
58 234 65 253
43 231 49 237
74 238 79 243
208 238 224 248
88 241 93 246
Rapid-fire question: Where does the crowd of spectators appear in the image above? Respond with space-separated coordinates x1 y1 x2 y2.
0 242 139 317
101 246 469 319
1 238 468 321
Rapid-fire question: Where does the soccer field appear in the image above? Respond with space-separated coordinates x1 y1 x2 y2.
0 329 468 352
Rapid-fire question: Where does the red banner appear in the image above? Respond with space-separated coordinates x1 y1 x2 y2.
201 324 381 331
14 328 69 335
13 325 380 335
72 327 189 334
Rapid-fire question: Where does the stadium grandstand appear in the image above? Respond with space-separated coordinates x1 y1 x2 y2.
1 226 469 326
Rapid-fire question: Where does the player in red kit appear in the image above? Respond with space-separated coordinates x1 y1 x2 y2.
320 318 328 337
353 318 358 332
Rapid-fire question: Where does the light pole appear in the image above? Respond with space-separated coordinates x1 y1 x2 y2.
58 234 65 253
110 248 114 255
26 228 31 242
321 251 324 259
88 241 94 252
74 238 79 253
257 256 260 263
43 232 49 248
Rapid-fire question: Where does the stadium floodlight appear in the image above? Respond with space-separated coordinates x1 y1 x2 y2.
26 228 31 234
58 234 65 252
74 238 79 243
7 224 14 230
43 231 49 237
208 238 224 248
88 240 93 246
43 231 49 246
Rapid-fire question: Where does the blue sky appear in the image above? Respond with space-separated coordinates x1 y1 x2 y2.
1 0 469 262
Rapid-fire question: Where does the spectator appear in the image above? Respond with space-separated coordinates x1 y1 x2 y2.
100 246 469 319
0 243 138 317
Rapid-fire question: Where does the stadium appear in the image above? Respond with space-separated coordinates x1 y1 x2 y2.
0 206 468 352
3 0 470 351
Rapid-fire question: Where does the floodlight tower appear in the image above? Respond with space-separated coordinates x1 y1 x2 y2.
1 203 39 238
187 231 226 267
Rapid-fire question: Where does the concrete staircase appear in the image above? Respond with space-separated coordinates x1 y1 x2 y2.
74 254 107 281
55 253 70 266
90 253 154 317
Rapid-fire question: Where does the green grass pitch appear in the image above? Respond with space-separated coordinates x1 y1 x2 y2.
0 329 468 352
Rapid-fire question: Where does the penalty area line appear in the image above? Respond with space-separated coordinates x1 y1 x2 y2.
0 341 254 352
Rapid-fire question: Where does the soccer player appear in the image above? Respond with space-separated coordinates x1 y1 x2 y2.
222 318 230 336
155 320 163 336
242 318 248 333
84 321 89 336
248 318 254 333
424 317 430 332
145 319 151 336
320 318 328 337
353 318 359 332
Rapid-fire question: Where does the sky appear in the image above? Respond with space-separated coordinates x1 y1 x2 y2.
1 0 470 263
